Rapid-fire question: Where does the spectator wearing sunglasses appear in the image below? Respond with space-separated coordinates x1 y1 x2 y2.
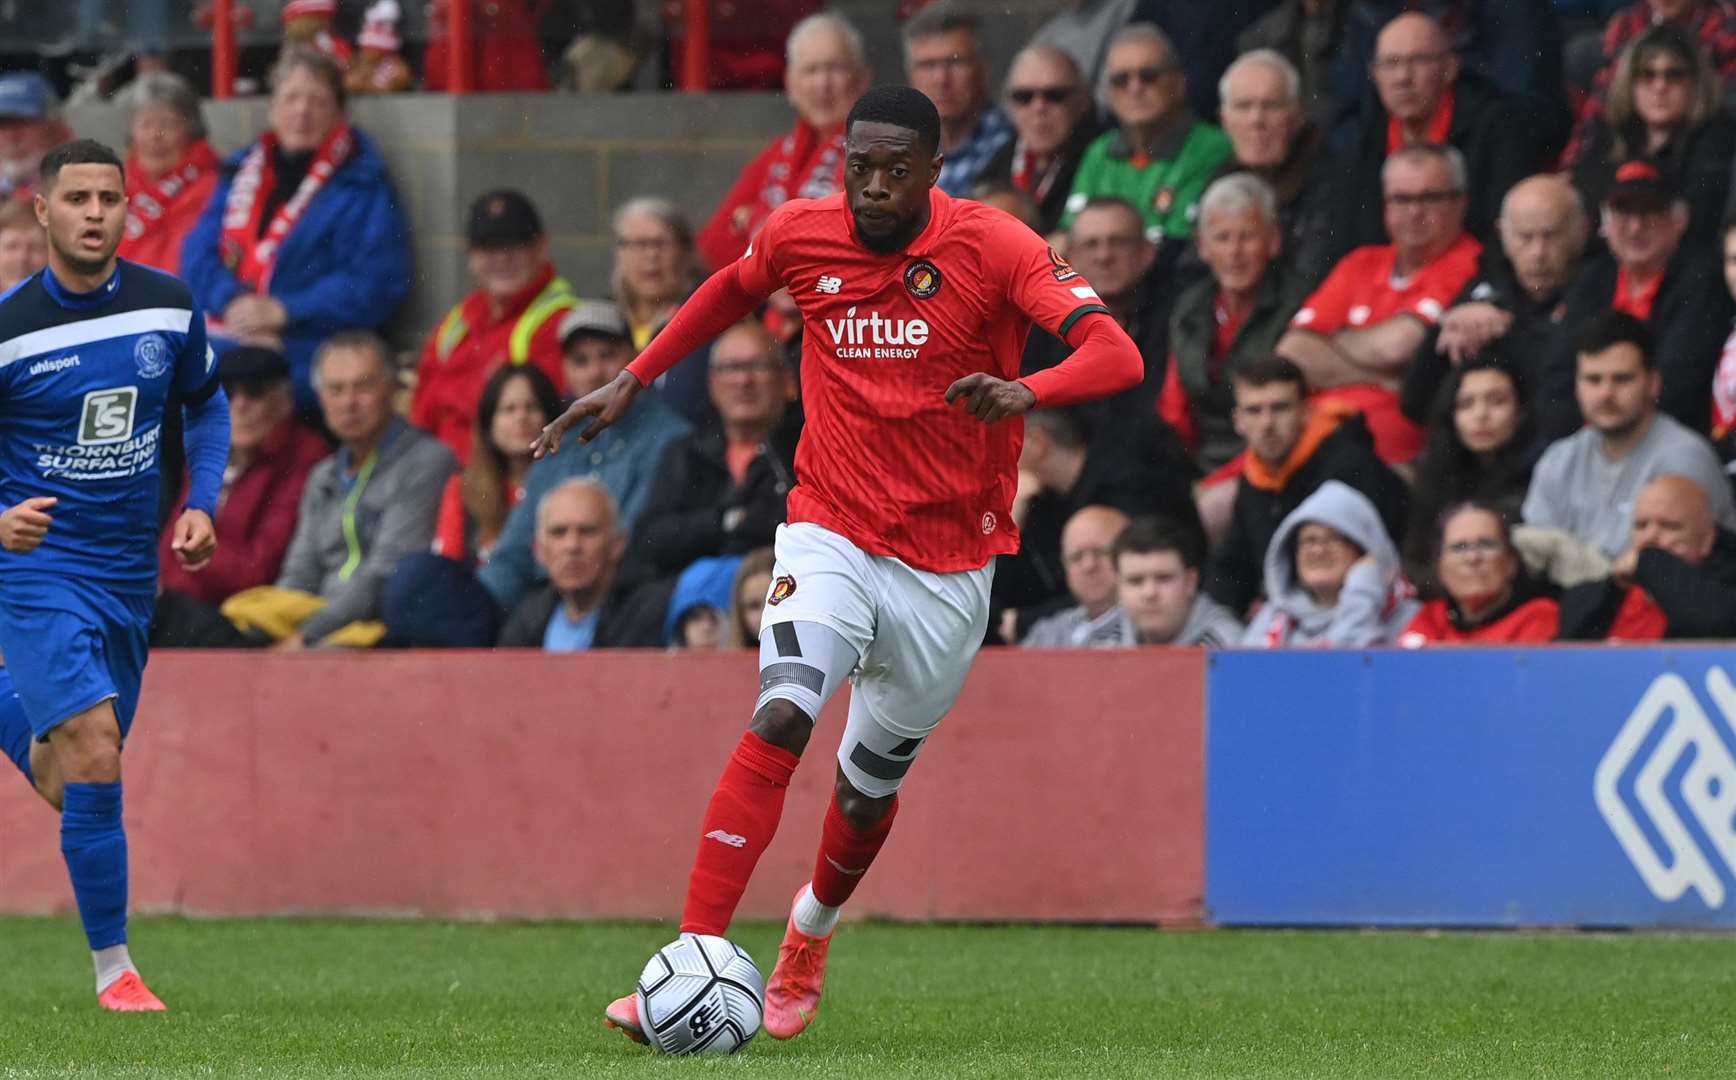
978 44 1101 235
1060 22 1230 244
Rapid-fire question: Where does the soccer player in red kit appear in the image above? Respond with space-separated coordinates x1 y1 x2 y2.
533 86 1142 1043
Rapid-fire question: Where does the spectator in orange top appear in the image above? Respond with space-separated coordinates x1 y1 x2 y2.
117 72 219 276
1278 143 1482 465
697 13 868 269
1400 501 1559 646
411 189 576 464
0 198 45 292
431 363 562 569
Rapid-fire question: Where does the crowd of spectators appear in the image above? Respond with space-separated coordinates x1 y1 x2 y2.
13 0 1736 655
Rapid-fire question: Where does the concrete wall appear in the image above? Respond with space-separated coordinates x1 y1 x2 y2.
67 92 795 351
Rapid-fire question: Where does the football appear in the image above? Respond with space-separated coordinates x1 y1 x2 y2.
635 933 765 1055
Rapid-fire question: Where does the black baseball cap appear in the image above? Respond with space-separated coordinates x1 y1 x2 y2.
219 343 291 393
467 189 543 250
1605 160 1677 214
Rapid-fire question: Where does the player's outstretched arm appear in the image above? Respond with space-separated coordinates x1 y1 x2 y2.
0 496 56 554
945 374 1037 423
532 371 643 458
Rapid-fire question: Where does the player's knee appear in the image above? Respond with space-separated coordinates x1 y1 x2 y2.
49 711 122 783
834 772 895 830
749 698 813 756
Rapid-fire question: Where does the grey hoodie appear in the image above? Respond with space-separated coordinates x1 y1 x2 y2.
1241 480 1419 648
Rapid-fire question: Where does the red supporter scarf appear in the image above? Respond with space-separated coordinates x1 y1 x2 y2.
220 122 354 292
124 141 220 242
1009 140 1065 204
762 123 843 209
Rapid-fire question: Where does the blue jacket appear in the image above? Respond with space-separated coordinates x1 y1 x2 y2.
478 390 692 612
181 127 412 409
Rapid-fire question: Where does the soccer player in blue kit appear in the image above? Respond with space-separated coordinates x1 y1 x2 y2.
0 140 229 1012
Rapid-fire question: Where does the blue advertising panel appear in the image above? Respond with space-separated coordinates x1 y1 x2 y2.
1206 649 1736 927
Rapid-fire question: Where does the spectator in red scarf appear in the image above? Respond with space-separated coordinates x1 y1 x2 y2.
0 199 45 292
182 50 411 410
1400 501 1559 645
424 0 549 92
977 44 1098 237
697 13 868 269
117 73 218 276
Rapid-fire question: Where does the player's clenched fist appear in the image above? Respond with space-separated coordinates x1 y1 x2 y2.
533 370 643 458
0 496 57 553
945 373 1037 423
170 508 218 571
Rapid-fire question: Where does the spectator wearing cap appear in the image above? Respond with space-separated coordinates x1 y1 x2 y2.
1524 312 1736 561
1278 143 1483 465
621 320 800 589
118 72 218 276
1061 23 1231 243
905 4 1014 198
152 344 331 647
476 301 691 613
1342 11 1535 251
183 49 411 410
0 198 45 292
697 12 868 269
431 362 562 568
978 44 1100 236
1569 22 1735 251
0 72 71 202
410 189 577 463
1536 158 1733 440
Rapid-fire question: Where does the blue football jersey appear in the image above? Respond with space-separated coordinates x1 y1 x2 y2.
0 260 219 590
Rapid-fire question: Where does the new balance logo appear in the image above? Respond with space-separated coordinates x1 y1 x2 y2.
824 855 866 877
815 275 843 294
704 829 747 848
688 998 724 1037
1595 667 1736 907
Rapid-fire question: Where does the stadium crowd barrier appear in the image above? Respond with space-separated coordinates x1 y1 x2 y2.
0 650 1203 923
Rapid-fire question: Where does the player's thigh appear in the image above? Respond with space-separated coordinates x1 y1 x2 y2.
839 559 993 798
0 582 124 744
755 523 876 721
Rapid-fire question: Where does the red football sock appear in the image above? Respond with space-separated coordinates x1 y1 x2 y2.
810 792 899 907
679 731 801 935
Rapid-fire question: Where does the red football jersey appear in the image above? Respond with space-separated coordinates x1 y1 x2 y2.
737 188 1110 572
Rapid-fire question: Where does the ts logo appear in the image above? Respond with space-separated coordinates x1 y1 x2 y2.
1594 667 1736 908
79 387 138 446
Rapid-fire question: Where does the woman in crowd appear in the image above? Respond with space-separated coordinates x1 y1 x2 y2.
729 547 776 647
1568 22 1734 242
613 196 710 423
1243 480 1419 648
1400 502 1559 646
117 72 218 275
1402 355 1536 586
183 49 411 410
432 364 561 568
0 199 46 292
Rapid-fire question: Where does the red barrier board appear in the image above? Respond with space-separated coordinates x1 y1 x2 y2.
0 649 1204 923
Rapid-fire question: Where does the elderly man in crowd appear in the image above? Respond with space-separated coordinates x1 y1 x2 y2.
411 189 576 463
904 3 1012 197
1278 143 1482 465
1560 473 1736 640
496 480 666 650
1343 11 1533 250
1018 505 1130 648
1061 22 1230 243
979 44 1099 235
697 12 869 268
1401 174 1589 422
1211 48 1337 284
1537 161 1732 440
1525 312 1736 562
0 72 70 202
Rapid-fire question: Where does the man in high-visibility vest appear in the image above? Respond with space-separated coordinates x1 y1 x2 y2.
410 189 577 462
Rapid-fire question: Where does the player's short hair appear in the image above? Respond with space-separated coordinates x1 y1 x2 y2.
1198 172 1279 229
38 139 124 194
1113 515 1204 572
536 476 620 534
312 328 394 384
846 85 943 159
1382 142 1467 195
1232 355 1308 399
1575 310 1656 370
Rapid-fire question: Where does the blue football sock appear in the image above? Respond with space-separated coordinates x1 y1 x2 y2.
60 782 128 951
0 683 32 787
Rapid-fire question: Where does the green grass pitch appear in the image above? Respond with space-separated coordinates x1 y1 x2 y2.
2 916 1735 1078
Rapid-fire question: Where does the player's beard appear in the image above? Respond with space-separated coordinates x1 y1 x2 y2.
852 210 914 254
50 230 120 278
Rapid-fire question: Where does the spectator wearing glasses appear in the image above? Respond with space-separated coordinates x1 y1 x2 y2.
1061 23 1231 243
1279 143 1482 465
979 45 1100 236
1018 505 1130 648
1399 501 1559 646
1568 22 1735 251
1343 12 1534 251
903 3 1012 197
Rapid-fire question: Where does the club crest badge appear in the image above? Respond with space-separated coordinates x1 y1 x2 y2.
904 260 942 299
134 334 171 379
768 575 797 605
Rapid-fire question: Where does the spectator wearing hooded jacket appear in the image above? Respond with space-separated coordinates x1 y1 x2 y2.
1243 480 1420 647
182 50 411 410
